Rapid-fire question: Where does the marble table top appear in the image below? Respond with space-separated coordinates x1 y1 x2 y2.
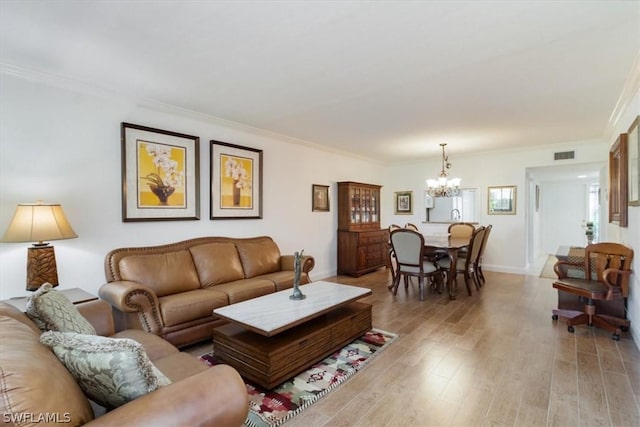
213 281 372 336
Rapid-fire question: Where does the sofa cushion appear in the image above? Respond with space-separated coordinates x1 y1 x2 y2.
259 271 311 291
158 288 229 327
152 352 210 382
25 283 96 335
118 250 200 297
40 331 171 410
190 242 245 286
0 315 94 426
212 277 276 304
236 238 281 278
111 328 180 361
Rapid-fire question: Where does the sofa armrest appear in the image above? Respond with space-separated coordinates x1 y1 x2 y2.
84 365 248 427
99 281 163 335
280 255 315 275
76 300 116 336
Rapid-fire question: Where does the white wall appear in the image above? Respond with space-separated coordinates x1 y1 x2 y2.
605 89 640 345
540 180 591 254
0 74 383 299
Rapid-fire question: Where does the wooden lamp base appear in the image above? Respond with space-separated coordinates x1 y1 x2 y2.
26 244 59 291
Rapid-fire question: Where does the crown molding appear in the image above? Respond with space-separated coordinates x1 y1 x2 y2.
606 52 640 142
1 62 382 165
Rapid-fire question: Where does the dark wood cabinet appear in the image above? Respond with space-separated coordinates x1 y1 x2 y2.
337 182 388 276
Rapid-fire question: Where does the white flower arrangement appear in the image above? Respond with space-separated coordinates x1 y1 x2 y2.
224 157 251 190
142 143 184 188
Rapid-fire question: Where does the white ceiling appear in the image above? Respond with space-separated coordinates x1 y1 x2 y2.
1 1 639 163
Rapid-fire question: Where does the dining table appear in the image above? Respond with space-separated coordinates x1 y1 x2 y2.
423 234 471 300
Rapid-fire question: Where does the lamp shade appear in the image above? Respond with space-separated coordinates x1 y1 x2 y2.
1 202 77 243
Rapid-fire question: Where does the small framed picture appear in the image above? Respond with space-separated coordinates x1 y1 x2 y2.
488 185 517 215
394 191 413 214
312 184 330 212
121 122 200 222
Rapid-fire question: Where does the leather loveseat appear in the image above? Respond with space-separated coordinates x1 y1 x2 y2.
0 299 248 427
99 236 315 347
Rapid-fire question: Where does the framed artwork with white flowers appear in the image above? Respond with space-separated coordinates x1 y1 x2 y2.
210 140 263 219
121 122 200 222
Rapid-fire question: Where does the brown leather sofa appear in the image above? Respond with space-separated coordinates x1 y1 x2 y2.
99 236 315 348
0 299 248 427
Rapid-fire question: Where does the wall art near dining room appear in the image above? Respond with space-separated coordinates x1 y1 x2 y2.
121 122 200 222
627 115 639 206
210 140 263 219
488 185 517 215
312 184 330 212
394 191 413 214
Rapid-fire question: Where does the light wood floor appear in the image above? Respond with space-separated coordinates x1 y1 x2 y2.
189 269 640 427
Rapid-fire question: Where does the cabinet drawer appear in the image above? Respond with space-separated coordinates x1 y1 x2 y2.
330 303 372 347
360 232 388 245
269 328 332 375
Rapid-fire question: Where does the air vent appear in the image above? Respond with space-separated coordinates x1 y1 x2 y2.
554 151 575 161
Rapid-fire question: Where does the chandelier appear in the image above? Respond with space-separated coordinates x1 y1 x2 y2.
426 143 461 197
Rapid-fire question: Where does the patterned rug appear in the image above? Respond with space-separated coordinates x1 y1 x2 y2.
200 329 397 427
539 255 557 278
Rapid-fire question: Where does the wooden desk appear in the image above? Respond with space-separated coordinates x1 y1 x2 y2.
3 288 98 312
424 235 471 300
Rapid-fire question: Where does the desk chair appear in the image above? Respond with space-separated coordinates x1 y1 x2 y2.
552 242 633 341
388 229 442 300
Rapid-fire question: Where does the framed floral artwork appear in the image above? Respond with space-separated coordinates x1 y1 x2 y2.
121 122 200 222
210 140 263 219
312 184 330 212
394 191 413 214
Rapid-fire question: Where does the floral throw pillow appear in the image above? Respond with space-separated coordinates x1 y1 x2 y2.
40 331 171 409
25 283 96 334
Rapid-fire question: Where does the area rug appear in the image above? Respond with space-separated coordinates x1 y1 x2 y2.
200 328 397 427
539 254 557 278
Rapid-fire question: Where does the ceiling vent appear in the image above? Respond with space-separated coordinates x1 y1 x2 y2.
554 151 575 161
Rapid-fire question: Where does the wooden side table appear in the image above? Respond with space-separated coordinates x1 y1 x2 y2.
2 288 98 312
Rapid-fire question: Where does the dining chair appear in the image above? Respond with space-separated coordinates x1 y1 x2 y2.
388 229 442 300
404 223 419 231
448 222 475 238
448 222 475 258
552 242 634 340
475 224 492 286
437 226 486 296
387 224 402 281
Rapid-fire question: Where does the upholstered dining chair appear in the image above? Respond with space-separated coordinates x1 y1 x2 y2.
388 229 442 300
475 224 492 286
387 224 402 281
437 226 486 296
448 222 475 258
448 222 475 238
404 223 419 231
552 242 634 341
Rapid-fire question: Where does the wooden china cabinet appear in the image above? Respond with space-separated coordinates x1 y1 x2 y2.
337 181 389 276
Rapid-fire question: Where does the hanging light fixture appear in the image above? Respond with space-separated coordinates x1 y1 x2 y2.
426 143 461 197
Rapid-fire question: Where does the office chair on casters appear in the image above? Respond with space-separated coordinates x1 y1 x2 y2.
552 242 634 341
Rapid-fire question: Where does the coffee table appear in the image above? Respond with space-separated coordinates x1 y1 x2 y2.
212 281 372 389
